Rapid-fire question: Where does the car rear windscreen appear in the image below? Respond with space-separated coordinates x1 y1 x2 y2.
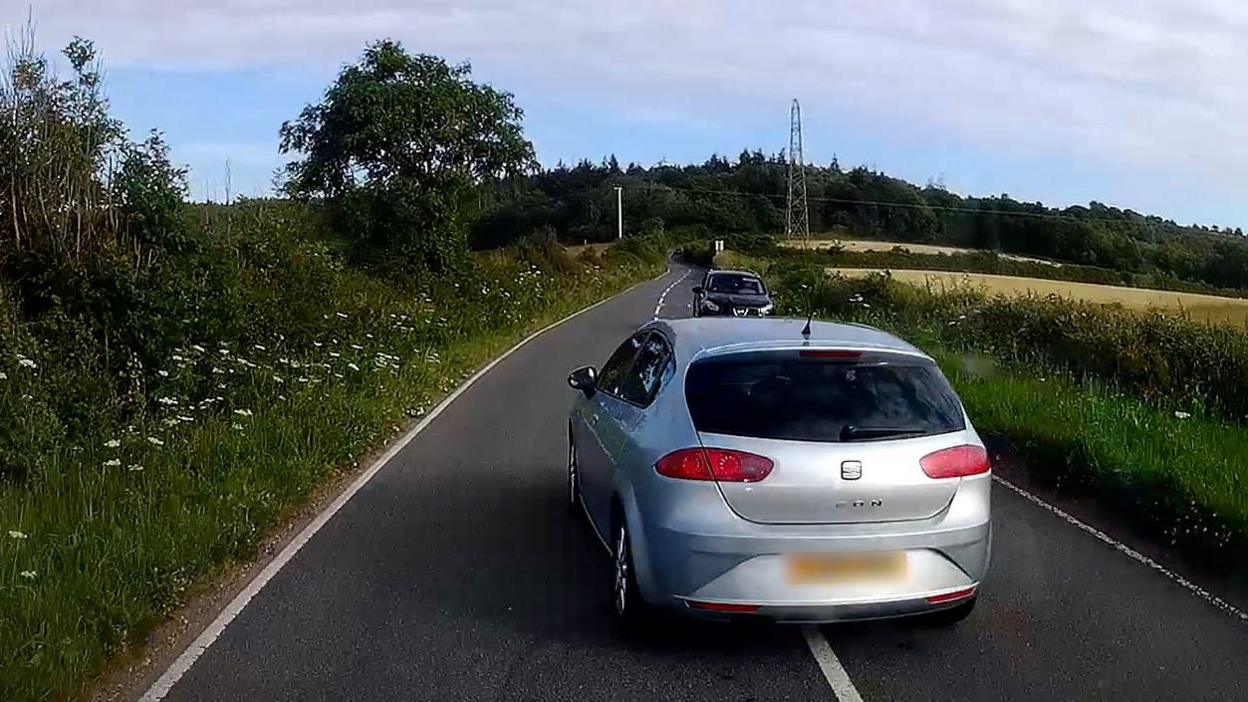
684 352 965 442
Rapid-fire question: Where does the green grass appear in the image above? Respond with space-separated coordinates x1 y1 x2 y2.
0 241 666 701
936 350 1246 559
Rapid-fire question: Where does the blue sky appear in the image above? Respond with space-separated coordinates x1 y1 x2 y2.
24 0 1248 228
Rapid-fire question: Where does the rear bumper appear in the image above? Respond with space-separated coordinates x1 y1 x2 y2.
678 587 978 623
643 522 988 618
632 478 991 620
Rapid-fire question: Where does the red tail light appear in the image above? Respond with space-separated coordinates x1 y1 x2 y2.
920 445 990 479
687 600 761 614
926 586 977 605
799 349 861 359
656 448 774 482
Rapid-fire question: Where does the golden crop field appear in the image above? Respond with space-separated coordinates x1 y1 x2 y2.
830 268 1248 326
784 238 1061 266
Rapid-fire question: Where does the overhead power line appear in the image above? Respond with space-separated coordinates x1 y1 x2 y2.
649 184 1181 227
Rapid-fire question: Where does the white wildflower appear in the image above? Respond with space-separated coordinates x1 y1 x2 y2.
191 344 206 353
157 397 178 406
171 355 185 362
0 372 7 380
347 362 360 371
336 312 349 318
177 415 194 422
157 369 169 377
8 530 27 540
147 436 165 446
103 458 121 467
329 352 341 358
128 464 144 472
19 570 36 579
105 439 121 448
254 344 267 351
350 344 364 351
234 409 254 417
1175 411 1192 420
18 358 36 369
231 423 244 430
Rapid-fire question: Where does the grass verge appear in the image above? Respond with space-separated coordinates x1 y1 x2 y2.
0 240 668 702
936 350 1245 564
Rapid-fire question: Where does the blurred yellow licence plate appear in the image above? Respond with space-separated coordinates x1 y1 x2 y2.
788 553 907 584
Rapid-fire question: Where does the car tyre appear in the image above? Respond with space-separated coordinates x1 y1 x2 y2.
612 521 655 636
923 596 976 626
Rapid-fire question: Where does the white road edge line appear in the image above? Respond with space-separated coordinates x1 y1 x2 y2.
993 475 1248 623
802 626 865 702
139 267 676 702
653 268 691 319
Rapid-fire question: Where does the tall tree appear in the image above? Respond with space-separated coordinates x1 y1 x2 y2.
280 40 536 272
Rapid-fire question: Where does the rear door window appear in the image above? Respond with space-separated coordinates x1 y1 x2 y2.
684 351 964 442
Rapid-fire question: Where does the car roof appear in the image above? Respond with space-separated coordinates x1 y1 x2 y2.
648 317 929 366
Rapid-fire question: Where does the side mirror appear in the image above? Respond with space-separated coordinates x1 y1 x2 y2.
692 286 704 295
567 366 597 396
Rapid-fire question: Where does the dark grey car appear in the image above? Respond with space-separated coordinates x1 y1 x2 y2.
692 270 773 317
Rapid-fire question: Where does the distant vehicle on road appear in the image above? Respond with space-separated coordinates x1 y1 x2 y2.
565 318 990 629
692 270 773 317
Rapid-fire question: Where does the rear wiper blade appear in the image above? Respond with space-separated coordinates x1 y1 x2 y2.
839 426 928 442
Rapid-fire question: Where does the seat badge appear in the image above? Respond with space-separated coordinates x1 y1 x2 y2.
841 460 863 480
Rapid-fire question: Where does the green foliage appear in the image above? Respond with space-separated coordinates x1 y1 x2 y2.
279 40 536 274
116 131 190 255
786 246 1248 299
784 270 1248 421
471 154 1248 294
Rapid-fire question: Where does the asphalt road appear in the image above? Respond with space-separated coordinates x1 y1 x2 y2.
159 263 1248 702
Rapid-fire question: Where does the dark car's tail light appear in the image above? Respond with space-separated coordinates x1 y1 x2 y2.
920 445 990 479
656 448 774 482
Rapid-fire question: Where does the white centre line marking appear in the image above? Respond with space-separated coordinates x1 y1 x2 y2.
994 475 1248 623
803 626 865 702
139 270 671 701
654 268 692 319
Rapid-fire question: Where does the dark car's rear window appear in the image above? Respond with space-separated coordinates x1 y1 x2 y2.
684 352 965 442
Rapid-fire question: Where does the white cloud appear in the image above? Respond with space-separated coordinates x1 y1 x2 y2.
20 0 1248 203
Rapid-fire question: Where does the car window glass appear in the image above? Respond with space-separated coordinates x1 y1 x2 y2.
596 335 643 397
685 352 964 441
617 333 672 406
709 274 765 295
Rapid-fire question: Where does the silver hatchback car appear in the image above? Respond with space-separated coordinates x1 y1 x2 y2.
566 318 990 628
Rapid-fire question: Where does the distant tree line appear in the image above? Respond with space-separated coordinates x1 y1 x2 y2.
469 152 1248 291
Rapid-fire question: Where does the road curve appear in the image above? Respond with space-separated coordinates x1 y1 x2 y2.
156 263 1248 702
